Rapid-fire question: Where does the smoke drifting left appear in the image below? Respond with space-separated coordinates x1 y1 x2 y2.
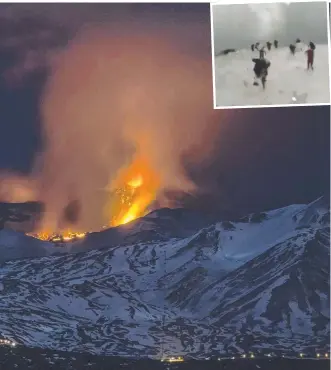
0 21 226 233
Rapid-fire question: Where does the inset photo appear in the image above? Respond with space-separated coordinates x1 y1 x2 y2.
211 1 330 108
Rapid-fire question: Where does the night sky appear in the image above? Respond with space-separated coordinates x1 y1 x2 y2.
0 3 329 218
185 106 330 217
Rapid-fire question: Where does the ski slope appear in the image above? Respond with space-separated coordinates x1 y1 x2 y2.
214 45 330 107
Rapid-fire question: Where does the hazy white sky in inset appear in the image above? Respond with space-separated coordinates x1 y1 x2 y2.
212 2 328 53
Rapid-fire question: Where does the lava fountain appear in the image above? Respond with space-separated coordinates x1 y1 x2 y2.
108 155 161 227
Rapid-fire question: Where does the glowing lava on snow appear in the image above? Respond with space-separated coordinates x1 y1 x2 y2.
29 230 87 242
28 156 160 241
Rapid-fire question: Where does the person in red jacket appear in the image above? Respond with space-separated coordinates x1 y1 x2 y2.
306 47 314 70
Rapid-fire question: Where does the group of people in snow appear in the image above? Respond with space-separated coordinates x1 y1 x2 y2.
288 39 315 71
250 40 278 53
250 38 316 90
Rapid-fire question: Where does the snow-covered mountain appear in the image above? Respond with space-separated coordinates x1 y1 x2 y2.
70 208 217 254
214 45 330 107
0 228 57 262
0 197 329 358
0 207 216 263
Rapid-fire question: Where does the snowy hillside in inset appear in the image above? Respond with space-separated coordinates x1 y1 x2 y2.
0 197 329 358
214 45 330 107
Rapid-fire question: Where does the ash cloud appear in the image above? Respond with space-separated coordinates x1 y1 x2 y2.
28 22 225 232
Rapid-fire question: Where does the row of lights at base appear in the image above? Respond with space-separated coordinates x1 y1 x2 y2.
161 353 330 363
0 339 16 347
299 353 329 359
224 353 329 360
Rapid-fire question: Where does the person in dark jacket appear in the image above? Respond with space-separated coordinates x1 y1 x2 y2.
251 44 255 52
266 41 272 51
274 40 278 48
252 58 271 89
289 44 296 55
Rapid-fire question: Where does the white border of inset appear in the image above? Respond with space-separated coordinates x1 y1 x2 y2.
210 1 331 110
327 1 331 105
211 0 326 4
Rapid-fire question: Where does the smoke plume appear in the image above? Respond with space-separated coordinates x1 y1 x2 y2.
16 22 223 232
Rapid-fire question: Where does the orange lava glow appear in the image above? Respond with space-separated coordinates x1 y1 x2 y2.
109 156 160 227
28 158 159 242
127 174 143 189
28 230 87 242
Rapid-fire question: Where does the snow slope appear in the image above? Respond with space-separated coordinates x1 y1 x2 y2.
214 45 330 107
0 198 329 358
0 229 59 263
0 208 215 263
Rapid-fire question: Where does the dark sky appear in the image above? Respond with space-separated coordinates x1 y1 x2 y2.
0 3 329 217
186 106 330 217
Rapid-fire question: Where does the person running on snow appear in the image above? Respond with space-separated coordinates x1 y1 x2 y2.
252 57 271 90
289 44 296 55
305 45 314 70
266 41 272 51
259 46 266 59
274 40 278 49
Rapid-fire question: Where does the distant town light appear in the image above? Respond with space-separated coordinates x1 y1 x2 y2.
316 353 320 358
164 356 184 363
299 353 304 358
325 353 329 358
242 354 246 358
0 338 16 347
250 353 255 358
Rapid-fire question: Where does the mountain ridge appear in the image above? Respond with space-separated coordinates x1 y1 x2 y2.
0 196 329 358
